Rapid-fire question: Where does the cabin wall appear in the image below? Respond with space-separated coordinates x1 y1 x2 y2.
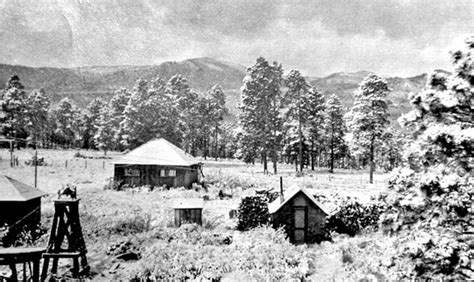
174 208 202 226
0 199 41 229
114 164 201 188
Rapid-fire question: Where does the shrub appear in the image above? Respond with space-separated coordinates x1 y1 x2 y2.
236 196 269 231
0 223 47 247
326 198 387 236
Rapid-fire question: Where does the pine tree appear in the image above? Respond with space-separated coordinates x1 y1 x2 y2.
346 74 390 183
1 74 28 141
239 57 283 173
94 105 115 155
50 98 80 147
381 36 473 279
108 88 131 150
207 84 227 160
120 76 183 149
284 70 312 173
306 88 326 170
24 89 51 146
324 94 346 173
81 98 106 149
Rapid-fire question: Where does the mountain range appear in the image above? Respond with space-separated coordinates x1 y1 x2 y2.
0 57 433 126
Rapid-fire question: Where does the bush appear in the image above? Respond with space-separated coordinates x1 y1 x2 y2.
326 198 387 236
236 196 269 231
0 223 47 247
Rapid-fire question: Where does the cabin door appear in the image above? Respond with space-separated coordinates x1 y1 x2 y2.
293 207 307 244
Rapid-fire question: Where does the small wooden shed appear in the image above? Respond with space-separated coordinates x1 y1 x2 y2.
173 198 204 227
113 138 203 188
268 184 328 244
0 175 47 231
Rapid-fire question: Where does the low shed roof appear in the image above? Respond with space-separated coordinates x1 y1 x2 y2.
114 138 201 167
0 175 47 201
173 198 204 209
268 184 329 215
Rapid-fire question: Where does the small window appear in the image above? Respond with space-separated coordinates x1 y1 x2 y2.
124 168 140 176
160 169 176 177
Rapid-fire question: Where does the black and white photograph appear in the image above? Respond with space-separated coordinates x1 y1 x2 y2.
0 0 473 280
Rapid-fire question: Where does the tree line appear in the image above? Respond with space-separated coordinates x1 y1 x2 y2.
0 74 229 160
238 57 402 181
0 59 403 182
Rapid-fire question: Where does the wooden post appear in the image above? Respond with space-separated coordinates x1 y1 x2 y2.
85 160 87 169
34 149 38 188
10 141 13 167
280 176 284 203
65 160 68 168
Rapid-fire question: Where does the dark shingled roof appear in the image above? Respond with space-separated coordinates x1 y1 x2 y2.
0 175 47 201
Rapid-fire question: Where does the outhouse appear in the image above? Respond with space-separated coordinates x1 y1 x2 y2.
268 184 328 244
0 175 47 231
173 198 204 227
113 138 203 188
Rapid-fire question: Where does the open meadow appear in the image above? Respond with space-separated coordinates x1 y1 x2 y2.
0 148 398 280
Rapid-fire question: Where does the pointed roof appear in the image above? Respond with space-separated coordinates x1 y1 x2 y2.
114 138 202 167
268 184 329 215
0 175 47 201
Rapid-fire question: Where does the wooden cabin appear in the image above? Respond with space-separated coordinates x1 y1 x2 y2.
0 175 47 231
268 184 328 244
113 138 203 188
173 198 204 227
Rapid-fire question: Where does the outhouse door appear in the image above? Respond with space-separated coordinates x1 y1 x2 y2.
293 207 307 244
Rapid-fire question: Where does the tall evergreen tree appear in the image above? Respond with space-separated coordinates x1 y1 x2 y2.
108 88 132 150
239 57 283 173
306 88 326 170
1 75 28 141
24 89 51 146
324 94 346 173
94 104 115 155
81 98 106 149
207 84 227 160
284 70 312 172
381 36 473 279
51 98 80 147
346 74 390 183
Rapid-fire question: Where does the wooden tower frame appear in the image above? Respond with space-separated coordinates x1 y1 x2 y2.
41 199 88 280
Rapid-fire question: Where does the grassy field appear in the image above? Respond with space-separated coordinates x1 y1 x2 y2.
0 148 395 280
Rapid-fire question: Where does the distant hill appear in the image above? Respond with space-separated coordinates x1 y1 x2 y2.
0 57 247 107
310 71 429 127
0 58 438 127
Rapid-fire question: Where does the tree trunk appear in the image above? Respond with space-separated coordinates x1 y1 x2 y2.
214 123 218 161
272 151 277 174
329 134 334 173
203 137 207 160
369 141 375 184
263 151 268 174
310 140 315 171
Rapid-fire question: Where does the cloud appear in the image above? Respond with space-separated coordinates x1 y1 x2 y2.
0 0 472 76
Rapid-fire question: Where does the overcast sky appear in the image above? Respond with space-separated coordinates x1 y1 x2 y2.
0 0 472 76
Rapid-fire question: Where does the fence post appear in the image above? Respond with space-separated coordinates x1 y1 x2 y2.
65 160 68 168
85 160 87 169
